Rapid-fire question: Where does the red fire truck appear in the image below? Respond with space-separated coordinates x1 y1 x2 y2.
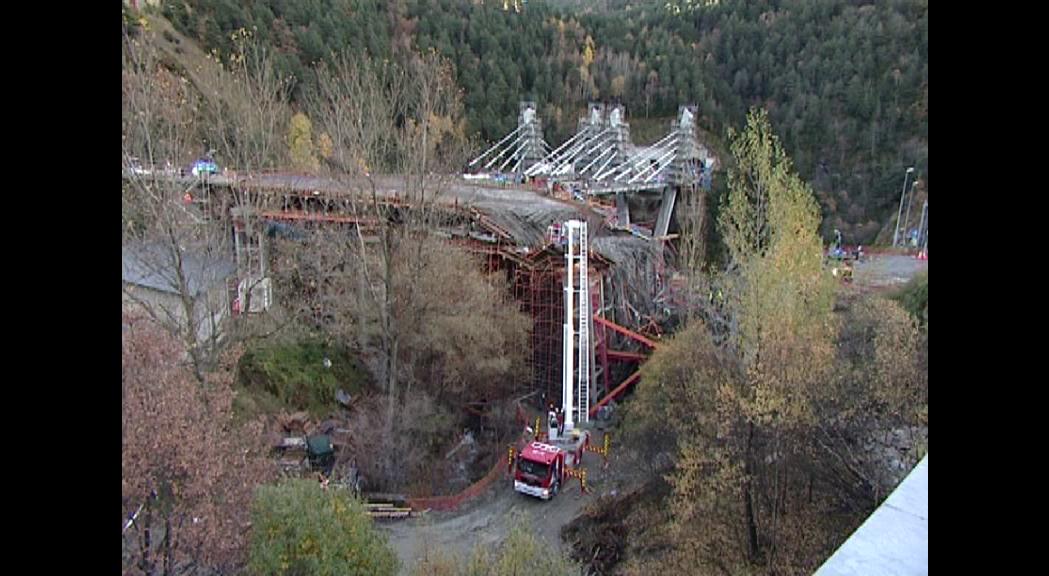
513 431 589 500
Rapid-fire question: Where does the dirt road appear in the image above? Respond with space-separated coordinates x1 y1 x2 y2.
378 428 659 574
380 477 587 572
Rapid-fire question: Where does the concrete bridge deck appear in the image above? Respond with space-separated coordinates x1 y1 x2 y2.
125 170 588 247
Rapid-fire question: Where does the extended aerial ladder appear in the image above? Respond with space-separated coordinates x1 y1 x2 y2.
562 220 590 429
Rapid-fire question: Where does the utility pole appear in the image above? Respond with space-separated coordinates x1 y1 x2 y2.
903 179 918 246
893 167 915 247
917 200 928 248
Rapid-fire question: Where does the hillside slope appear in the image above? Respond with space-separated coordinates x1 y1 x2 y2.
134 0 927 244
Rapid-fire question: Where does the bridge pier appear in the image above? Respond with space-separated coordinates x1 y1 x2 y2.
615 192 631 228
654 187 677 239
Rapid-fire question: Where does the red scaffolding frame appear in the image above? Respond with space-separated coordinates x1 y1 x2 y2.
512 248 563 405
509 244 613 409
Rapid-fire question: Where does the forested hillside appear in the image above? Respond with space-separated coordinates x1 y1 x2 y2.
152 0 927 242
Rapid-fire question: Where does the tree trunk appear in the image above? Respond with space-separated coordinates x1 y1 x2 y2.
743 422 760 562
166 225 207 385
163 515 173 576
369 201 398 441
767 460 786 571
138 499 154 574
387 336 399 434
383 231 398 437
357 251 368 348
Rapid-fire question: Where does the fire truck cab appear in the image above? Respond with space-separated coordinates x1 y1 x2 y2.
513 431 589 500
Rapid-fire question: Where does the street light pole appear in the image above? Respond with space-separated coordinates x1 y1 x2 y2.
903 179 918 246
893 167 915 247
917 199 928 247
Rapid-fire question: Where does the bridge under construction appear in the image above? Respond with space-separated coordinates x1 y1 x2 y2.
466 102 716 240
122 101 717 424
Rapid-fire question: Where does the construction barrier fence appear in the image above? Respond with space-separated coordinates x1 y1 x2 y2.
406 455 505 512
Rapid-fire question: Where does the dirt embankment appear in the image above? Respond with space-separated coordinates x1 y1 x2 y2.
561 474 673 574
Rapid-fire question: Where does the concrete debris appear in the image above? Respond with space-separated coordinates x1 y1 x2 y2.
336 389 353 407
444 431 477 460
316 419 340 435
592 235 666 325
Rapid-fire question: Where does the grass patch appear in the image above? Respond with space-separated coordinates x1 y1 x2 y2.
235 339 370 420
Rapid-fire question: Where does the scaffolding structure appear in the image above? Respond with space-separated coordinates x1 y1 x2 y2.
512 239 606 417
230 207 269 305
513 249 565 408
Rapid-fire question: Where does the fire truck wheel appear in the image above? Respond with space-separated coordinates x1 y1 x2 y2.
551 478 560 497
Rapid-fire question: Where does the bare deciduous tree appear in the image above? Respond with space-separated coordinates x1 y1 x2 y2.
122 25 291 380
122 315 273 575
266 50 528 492
198 29 292 323
122 27 229 382
300 49 469 432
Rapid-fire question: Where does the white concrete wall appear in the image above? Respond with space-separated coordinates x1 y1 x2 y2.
814 455 928 576
122 283 230 349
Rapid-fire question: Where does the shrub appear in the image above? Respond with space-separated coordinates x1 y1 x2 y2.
247 479 398 576
891 271 928 325
463 513 578 576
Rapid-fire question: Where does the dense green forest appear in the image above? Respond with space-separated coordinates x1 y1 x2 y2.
154 0 927 243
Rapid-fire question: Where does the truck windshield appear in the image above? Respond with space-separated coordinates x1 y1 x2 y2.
517 457 550 479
